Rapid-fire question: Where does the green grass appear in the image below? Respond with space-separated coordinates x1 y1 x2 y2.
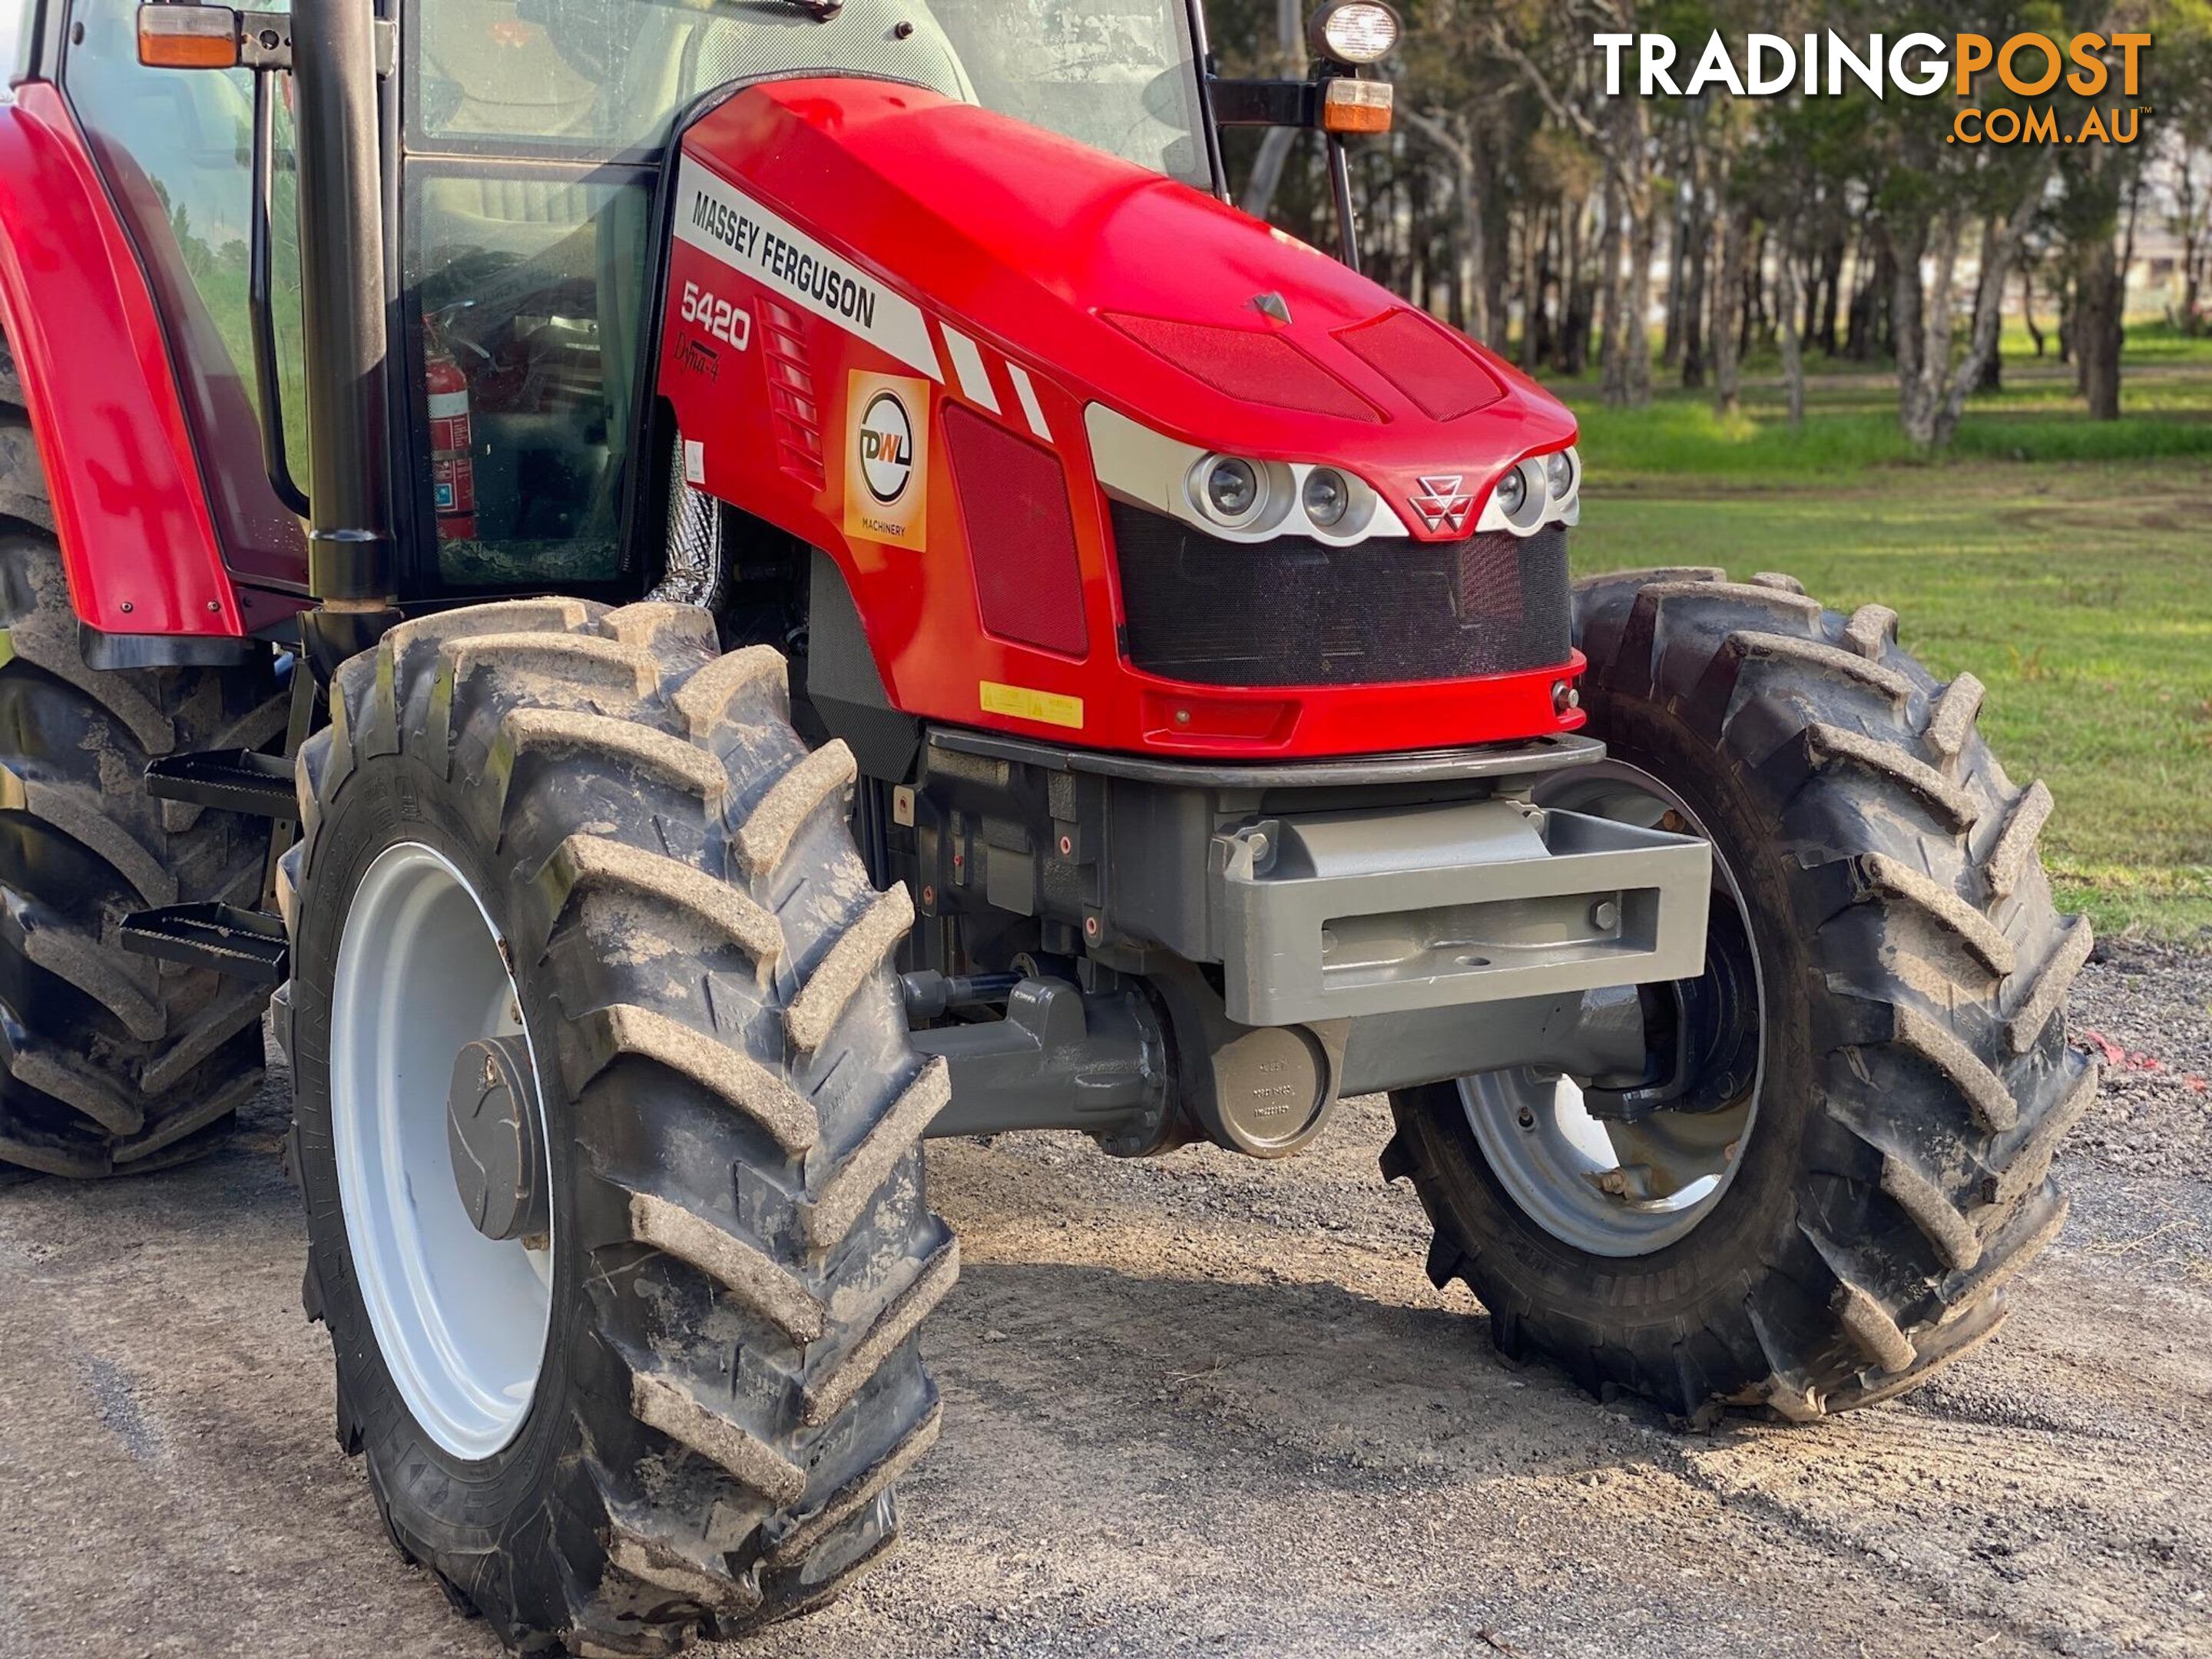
1567 462 2212 941
1532 324 2212 482
1561 364 2212 482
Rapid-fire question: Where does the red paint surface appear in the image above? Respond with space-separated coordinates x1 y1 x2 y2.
663 80 1583 760
0 83 240 638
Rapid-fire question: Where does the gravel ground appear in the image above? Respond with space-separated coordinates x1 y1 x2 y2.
2 943 2208 1659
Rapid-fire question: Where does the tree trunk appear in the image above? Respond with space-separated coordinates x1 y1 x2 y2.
1462 124 1488 343
1816 225 1845 355
2021 257 2045 357
1679 177 1710 388
1519 208 1544 371
1397 108 1487 343
1739 220 1764 358
2076 237 2122 419
1663 126 1696 369
1780 224 1806 428
1561 190 1593 375
1241 131 1297 222
1548 204 1566 367
1599 171 1628 404
2174 151 2201 335
1237 0 1304 221
1624 186 1654 406
1847 226 1889 362
1711 203 1747 416
1800 226 1823 348
1932 198 2038 447
1971 217 2005 393
1891 215 1937 448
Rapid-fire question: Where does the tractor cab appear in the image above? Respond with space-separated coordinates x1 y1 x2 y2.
104 0 1313 627
395 0 1223 594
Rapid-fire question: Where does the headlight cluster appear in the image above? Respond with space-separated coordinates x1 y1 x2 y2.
1184 452 1386 541
1478 445 1580 536
1088 406 1413 545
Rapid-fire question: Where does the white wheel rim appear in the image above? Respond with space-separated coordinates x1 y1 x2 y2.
329 841 553 1460
1459 760 1766 1259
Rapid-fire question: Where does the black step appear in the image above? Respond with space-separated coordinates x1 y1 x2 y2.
143 749 297 818
119 902 289 983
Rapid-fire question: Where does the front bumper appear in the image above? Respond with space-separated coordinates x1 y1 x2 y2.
912 726 1717 1154
922 725 1710 1030
1215 798 1710 1026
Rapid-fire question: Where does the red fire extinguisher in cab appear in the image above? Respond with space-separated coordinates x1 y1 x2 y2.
425 316 477 541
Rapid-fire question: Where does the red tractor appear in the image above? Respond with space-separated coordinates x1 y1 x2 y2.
0 0 2093 1649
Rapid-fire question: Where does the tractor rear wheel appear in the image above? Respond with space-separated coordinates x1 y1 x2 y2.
281 598 952 1654
0 339 286 1177
1387 569 2094 1421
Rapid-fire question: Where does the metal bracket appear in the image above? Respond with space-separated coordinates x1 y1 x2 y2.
144 747 299 819
1207 78 1322 127
119 902 290 983
236 8 291 66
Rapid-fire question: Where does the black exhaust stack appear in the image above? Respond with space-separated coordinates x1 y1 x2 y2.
290 0 396 664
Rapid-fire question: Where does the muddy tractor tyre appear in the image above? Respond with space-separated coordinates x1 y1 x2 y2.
0 339 286 1178
281 598 952 1655
1387 568 2095 1422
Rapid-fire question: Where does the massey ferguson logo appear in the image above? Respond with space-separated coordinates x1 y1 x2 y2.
858 390 915 504
1410 475 1475 535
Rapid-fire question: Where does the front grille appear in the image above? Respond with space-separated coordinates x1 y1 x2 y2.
1110 502 1571 687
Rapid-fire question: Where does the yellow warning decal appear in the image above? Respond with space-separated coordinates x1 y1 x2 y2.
979 680 1084 730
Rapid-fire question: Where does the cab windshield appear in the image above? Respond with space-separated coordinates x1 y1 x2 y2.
408 0 1213 188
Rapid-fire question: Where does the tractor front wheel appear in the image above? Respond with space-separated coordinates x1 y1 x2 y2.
282 599 952 1653
1388 569 2095 1421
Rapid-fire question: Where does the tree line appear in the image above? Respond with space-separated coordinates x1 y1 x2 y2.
1212 0 2212 447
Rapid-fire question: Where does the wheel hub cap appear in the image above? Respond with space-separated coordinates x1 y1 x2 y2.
447 1035 548 1245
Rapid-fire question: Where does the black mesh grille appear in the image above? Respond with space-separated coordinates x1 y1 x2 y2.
1110 503 1572 687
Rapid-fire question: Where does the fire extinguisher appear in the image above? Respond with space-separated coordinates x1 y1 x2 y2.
424 316 476 541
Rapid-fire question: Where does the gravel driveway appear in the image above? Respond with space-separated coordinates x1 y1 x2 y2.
2 942 2207 1659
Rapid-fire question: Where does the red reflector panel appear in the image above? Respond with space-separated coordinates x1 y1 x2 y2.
1102 313 1382 422
943 405 1089 658
1141 690 1297 747
1333 308 1504 422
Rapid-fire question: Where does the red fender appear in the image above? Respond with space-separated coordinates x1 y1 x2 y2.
0 81 242 640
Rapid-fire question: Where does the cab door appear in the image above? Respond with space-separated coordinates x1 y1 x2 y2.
394 0 687 598
61 0 309 609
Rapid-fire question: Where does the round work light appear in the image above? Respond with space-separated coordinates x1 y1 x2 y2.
1309 0 1399 65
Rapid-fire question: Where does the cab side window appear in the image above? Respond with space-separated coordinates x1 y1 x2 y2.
406 168 647 587
62 0 307 583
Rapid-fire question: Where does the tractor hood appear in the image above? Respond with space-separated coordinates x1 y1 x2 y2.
674 79 1576 528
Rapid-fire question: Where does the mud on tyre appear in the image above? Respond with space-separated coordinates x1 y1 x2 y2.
1386 568 2096 1421
281 598 953 1654
0 336 285 1178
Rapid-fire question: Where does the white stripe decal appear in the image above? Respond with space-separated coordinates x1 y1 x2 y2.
940 326 999 413
673 154 940 381
1005 362 1050 442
